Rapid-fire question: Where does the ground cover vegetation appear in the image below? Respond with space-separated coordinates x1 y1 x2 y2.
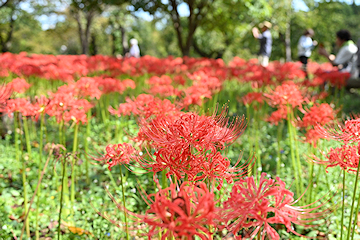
1 53 360 239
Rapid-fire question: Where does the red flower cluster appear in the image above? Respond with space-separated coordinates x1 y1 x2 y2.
141 182 215 240
8 78 31 93
314 117 360 172
314 144 359 173
220 173 322 240
241 92 263 106
46 91 92 123
137 110 247 188
109 94 179 119
99 143 136 170
265 81 304 109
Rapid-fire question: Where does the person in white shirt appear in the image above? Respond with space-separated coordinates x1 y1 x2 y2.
319 29 358 79
252 21 272 67
298 29 317 78
128 38 140 58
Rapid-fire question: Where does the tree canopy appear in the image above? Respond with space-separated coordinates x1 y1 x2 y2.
0 0 359 62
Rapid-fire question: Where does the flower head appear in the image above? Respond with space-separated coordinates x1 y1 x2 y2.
143 182 215 240
220 173 324 240
98 143 136 170
265 81 304 109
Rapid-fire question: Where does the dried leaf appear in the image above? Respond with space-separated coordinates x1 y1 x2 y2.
68 226 94 236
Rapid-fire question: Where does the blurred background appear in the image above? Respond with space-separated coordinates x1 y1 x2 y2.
0 0 359 62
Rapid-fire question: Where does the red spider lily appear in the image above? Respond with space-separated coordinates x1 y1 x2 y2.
173 75 186 85
74 77 102 99
97 143 136 170
299 103 336 128
313 144 359 174
32 95 50 121
46 90 92 123
182 85 212 107
264 81 304 109
241 92 264 106
316 117 360 144
140 110 246 151
8 78 31 93
46 92 75 123
109 95 179 119
148 75 172 85
0 83 12 108
4 98 36 116
220 173 325 240
97 182 215 240
304 129 324 147
136 110 248 187
141 182 215 240
313 69 350 89
266 105 287 126
148 85 181 98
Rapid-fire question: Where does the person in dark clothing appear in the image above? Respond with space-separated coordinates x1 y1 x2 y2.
252 21 272 67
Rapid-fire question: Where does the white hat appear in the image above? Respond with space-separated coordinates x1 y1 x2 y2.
130 38 138 45
259 21 272 29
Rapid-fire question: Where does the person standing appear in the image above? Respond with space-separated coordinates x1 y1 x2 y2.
252 21 272 67
298 29 318 78
318 29 358 79
128 38 140 58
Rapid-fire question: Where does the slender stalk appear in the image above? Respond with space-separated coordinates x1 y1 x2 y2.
70 123 79 218
307 143 315 204
341 170 346 240
290 110 304 197
100 97 107 124
58 158 66 240
254 109 261 179
287 110 301 200
16 113 30 238
20 147 54 240
246 105 253 176
119 166 129 240
22 116 32 158
35 112 45 240
84 110 91 184
346 163 360 240
351 185 360 240
276 121 283 176
162 171 167 189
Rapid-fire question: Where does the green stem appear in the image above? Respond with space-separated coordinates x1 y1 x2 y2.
35 113 45 240
58 159 66 240
16 113 30 238
22 116 32 159
341 170 346 240
307 144 315 204
84 110 91 184
119 166 129 240
162 171 167 189
346 163 360 240
290 110 304 198
70 123 79 218
287 110 301 200
254 109 261 179
351 184 360 240
100 97 107 124
276 121 283 176
246 105 253 176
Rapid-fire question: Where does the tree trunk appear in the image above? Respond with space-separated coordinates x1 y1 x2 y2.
74 10 94 55
0 7 15 52
285 0 292 62
285 23 291 62
120 25 128 56
90 33 97 56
